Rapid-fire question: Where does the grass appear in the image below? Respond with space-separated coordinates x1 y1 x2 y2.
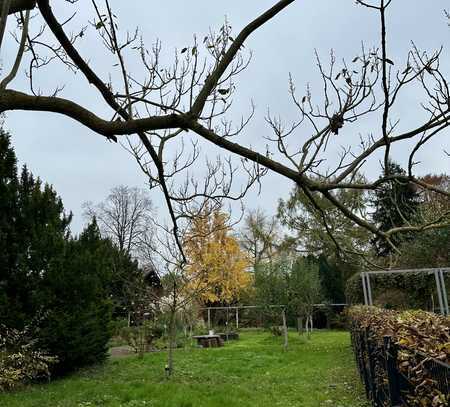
0 330 369 407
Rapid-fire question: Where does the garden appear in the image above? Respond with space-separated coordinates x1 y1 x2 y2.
1 0 450 406
0 330 368 407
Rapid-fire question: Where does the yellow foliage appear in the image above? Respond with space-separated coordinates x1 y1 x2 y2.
184 209 251 304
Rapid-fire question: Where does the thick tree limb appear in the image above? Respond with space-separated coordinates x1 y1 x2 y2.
3 0 36 15
0 0 12 50
37 0 189 261
186 119 307 185
0 89 183 137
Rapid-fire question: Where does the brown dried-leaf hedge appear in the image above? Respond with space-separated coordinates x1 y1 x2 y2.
348 306 450 406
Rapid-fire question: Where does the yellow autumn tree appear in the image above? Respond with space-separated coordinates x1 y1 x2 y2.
184 209 251 305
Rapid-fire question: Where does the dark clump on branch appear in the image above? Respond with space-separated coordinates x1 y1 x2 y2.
329 113 344 135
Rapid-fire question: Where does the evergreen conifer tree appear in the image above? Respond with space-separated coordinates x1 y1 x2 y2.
371 161 421 257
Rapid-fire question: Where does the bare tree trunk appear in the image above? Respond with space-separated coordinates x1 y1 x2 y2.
297 316 304 335
306 315 313 339
166 307 176 377
183 313 187 338
138 324 145 359
281 308 288 351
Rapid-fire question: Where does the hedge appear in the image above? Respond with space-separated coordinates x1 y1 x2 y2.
345 271 450 310
348 306 449 406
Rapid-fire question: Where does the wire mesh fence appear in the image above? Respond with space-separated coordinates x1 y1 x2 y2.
350 322 450 406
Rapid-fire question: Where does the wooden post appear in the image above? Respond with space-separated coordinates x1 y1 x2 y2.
207 308 211 329
236 307 239 330
226 308 229 341
282 308 288 351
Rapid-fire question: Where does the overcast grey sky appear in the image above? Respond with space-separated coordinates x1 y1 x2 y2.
2 0 449 233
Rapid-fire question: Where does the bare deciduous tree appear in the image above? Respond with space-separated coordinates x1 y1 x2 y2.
239 208 280 268
0 0 449 263
83 185 154 257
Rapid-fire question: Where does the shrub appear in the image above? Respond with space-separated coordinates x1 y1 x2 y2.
348 306 450 406
345 271 447 311
0 324 57 391
38 302 112 374
110 318 129 337
35 221 118 374
268 326 283 336
373 288 410 310
120 322 164 355
328 312 346 330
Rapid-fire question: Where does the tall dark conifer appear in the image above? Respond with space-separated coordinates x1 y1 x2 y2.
38 219 113 373
371 161 421 257
318 256 345 304
0 131 146 373
0 130 19 325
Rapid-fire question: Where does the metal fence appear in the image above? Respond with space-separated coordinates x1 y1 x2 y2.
350 323 450 406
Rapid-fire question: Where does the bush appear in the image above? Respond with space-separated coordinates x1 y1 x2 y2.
268 326 283 336
120 322 164 354
345 271 447 311
373 288 410 310
110 318 129 337
39 302 112 375
34 223 119 375
328 312 346 330
0 324 57 391
348 306 450 406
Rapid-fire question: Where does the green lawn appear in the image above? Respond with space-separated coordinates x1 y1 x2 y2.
0 330 368 407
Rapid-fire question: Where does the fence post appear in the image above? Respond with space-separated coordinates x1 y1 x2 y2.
384 336 402 406
281 308 288 351
366 274 373 306
365 328 377 403
438 269 449 316
362 273 369 305
434 270 445 315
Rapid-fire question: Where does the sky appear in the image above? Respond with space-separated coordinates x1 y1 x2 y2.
2 0 450 234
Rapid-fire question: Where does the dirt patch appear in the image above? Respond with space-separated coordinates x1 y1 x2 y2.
109 346 135 358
